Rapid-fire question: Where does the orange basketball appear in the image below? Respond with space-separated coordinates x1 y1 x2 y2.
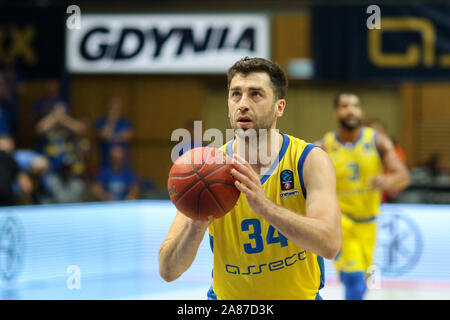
168 147 240 221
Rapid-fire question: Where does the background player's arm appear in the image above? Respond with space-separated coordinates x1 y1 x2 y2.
372 133 411 192
158 212 209 282
232 150 341 259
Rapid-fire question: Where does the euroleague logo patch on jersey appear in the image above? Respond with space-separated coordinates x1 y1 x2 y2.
280 170 294 191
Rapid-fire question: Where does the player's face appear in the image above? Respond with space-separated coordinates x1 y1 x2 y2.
228 72 284 131
334 94 363 130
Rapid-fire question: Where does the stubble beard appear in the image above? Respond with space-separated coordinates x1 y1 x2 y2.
339 117 362 131
230 104 277 133
230 105 280 171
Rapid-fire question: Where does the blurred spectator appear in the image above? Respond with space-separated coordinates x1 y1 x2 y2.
91 145 139 201
424 153 450 177
76 117 96 178
12 142 50 204
0 73 19 138
0 52 25 98
0 135 33 206
32 79 66 121
0 52 25 138
0 107 9 135
95 96 133 167
35 102 87 176
41 155 86 204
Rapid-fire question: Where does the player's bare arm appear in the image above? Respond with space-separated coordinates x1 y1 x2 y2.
159 211 209 282
371 133 411 192
231 149 342 259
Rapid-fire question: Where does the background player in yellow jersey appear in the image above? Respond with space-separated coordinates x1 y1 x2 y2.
159 57 342 299
316 93 411 300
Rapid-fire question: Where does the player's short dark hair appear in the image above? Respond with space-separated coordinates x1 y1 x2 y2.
227 57 288 100
333 92 359 108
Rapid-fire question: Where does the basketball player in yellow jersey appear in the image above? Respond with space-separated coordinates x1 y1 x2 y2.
159 57 342 300
316 93 411 300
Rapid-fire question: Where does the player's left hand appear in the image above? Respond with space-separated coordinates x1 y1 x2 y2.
231 154 271 215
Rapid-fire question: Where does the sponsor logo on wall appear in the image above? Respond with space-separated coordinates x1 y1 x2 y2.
66 14 270 73
0 216 25 284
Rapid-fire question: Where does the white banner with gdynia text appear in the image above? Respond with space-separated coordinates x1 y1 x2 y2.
66 14 270 73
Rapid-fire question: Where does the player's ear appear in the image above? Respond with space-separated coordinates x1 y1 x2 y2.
275 99 286 118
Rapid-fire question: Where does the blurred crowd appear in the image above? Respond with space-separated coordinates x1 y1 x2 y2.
1 55 449 207
0 58 156 207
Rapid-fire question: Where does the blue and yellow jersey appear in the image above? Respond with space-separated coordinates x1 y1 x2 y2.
323 127 383 221
208 133 324 300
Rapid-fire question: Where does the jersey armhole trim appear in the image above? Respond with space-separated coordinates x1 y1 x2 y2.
297 144 318 199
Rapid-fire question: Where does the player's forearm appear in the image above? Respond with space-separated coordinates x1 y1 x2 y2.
258 200 341 259
158 220 208 282
377 169 411 192
389 169 411 191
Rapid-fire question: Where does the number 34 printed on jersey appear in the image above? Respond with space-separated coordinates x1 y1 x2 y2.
241 219 288 254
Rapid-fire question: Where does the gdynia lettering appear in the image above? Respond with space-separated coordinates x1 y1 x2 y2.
66 14 269 73
80 26 256 60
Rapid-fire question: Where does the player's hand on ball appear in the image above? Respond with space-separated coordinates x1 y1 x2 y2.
231 154 270 215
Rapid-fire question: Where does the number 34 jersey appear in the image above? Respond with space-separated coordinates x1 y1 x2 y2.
322 127 383 221
208 133 324 300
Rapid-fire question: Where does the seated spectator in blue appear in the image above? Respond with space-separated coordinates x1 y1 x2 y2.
32 79 70 153
0 135 33 205
35 102 87 176
32 79 67 121
0 52 25 102
0 73 18 137
91 145 139 201
41 155 86 204
0 107 10 135
13 146 50 204
1 53 24 139
95 96 133 167
14 150 49 175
